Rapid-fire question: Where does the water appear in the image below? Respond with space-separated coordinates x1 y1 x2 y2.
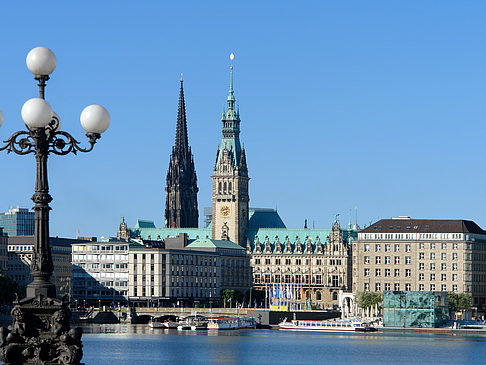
81 324 486 365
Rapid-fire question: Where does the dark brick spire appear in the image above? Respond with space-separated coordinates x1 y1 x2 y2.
165 78 199 228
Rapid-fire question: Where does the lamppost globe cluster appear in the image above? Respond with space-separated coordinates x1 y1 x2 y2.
0 46 110 365
0 46 111 135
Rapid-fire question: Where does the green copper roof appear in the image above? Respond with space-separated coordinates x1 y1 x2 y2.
129 222 211 241
215 66 242 170
248 228 333 244
187 237 245 250
134 219 156 229
249 209 286 229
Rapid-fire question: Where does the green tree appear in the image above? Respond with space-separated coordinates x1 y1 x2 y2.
0 269 22 305
221 289 247 307
356 291 382 309
448 292 471 313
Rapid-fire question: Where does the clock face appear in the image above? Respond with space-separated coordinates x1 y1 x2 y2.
220 206 231 217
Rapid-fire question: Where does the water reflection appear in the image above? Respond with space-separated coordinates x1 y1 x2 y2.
81 324 486 365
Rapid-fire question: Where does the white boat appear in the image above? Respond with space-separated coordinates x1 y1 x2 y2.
207 317 256 330
278 318 376 332
178 315 207 331
148 320 165 329
148 317 166 328
148 315 179 329
164 320 179 329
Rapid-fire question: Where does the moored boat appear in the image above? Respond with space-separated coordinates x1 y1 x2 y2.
207 317 257 330
148 317 165 328
278 318 376 332
148 315 179 329
178 315 207 331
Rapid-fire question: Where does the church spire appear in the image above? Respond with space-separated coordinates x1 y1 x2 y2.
174 77 189 159
165 77 199 228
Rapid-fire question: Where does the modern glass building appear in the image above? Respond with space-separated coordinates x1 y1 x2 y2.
383 291 449 328
0 208 34 236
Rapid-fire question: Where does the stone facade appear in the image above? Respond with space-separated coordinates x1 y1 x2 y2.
249 220 354 309
6 236 79 298
353 217 486 311
128 234 250 304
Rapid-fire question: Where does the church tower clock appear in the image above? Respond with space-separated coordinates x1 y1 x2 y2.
212 55 249 247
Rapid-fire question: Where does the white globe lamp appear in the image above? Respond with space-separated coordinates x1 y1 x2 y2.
21 98 53 128
80 105 110 134
26 47 56 76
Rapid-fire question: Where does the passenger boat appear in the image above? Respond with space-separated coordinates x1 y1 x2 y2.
207 317 257 330
178 315 207 331
278 318 376 332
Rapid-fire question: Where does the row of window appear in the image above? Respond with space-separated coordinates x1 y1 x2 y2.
364 268 458 281
254 274 341 286
361 233 463 240
419 252 458 260
363 252 459 265
364 242 460 252
254 258 331 266
364 256 411 264
364 282 459 292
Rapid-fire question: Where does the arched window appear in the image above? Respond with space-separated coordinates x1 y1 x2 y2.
228 182 232 193
316 291 322 301
332 291 338 301
218 182 222 194
223 182 227 193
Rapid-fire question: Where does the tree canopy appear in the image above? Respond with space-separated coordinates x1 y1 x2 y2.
448 292 471 312
356 291 382 309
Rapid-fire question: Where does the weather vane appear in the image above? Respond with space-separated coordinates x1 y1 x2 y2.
230 52 235 69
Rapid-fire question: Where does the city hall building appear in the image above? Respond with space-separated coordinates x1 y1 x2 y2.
353 217 486 310
120 65 358 309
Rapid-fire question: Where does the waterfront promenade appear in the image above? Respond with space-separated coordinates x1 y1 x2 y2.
75 307 340 326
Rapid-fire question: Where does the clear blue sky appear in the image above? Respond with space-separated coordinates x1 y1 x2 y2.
1 1 486 238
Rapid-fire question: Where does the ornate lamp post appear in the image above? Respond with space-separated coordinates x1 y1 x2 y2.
0 47 110 365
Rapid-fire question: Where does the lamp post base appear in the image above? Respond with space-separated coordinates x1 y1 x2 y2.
0 295 83 365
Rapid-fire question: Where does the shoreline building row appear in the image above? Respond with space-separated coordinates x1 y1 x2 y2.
353 217 486 310
71 233 249 306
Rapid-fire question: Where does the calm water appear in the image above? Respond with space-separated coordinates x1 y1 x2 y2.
81 324 486 365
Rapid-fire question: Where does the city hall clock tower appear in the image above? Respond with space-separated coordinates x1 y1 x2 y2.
212 56 249 247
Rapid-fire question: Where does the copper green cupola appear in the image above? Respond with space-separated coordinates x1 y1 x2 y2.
212 54 250 247
216 63 242 170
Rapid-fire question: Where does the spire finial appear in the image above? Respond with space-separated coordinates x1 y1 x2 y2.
181 73 183 82
229 53 234 94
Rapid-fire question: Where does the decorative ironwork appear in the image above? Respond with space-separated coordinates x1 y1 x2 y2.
0 121 100 156
0 50 105 364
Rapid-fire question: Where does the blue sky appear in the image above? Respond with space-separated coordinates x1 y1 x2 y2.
1 1 486 238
